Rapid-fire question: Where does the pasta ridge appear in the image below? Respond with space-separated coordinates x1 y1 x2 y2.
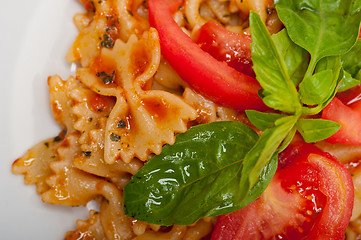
77 29 197 164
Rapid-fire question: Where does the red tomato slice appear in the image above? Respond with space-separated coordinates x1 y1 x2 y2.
336 84 361 105
211 142 354 240
322 97 361 145
194 21 255 78
148 0 267 111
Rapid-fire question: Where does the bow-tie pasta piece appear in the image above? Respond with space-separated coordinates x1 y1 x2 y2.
65 210 106 240
12 75 78 194
77 29 197 164
12 136 64 194
48 75 80 133
183 87 250 126
67 0 149 67
42 133 133 239
116 0 149 41
70 86 143 180
70 86 115 145
67 0 113 67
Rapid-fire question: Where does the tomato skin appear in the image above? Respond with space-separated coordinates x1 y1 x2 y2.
322 97 361 145
194 21 255 78
148 0 267 111
211 142 354 240
336 85 361 105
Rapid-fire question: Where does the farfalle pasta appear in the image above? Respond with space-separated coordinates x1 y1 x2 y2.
12 0 361 239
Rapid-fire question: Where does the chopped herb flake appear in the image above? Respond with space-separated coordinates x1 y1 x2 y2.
110 133 121 142
117 119 126 128
127 9 133 16
82 151 92 158
53 136 61 142
96 71 115 84
100 34 114 48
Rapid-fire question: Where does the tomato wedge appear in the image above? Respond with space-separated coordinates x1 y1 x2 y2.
336 84 361 105
322 97 361 145
148 0 266 111
211 142 354 240
194 21 255 78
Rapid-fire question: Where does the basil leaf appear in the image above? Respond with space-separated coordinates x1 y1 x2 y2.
339 39 361 92
302 56 343 115
316 55 342 74
296 118 340 143
352 0 361 15
245 110 286 131
250 11 301 114
123 121 275 226
276 0 361 76
239 115 299 196
342 39 361 76
339 70 361 92
299 69 333 105
238 153 278 208
271 29 309 86
313 56 343 103
278 126 297 152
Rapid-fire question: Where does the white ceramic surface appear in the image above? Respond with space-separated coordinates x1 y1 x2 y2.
0 1 91 239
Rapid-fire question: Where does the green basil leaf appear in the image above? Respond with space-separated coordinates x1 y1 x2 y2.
245 110 286 131
296 118 340 143
302 56 343 115
271 29 309 86
316 55 342 74
278 126 297 152
313 56 343 103
338 69 361 92
238 153 278 208
276 0 361 73
250 11 301 114
342 39 361 76
299 69 333 105
352 0 361 15
239 115 299 196
339 39 361 92
123 121 275 226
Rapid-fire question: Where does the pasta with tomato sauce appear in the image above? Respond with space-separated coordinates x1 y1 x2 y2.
12 0 361 239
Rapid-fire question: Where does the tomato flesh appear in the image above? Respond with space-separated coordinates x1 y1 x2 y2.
211 142 354 240
194 21 255 78
148 0 267 111
322 97 361 145
336 84 361 105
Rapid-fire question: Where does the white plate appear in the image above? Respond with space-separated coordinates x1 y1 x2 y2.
0 1 90 239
